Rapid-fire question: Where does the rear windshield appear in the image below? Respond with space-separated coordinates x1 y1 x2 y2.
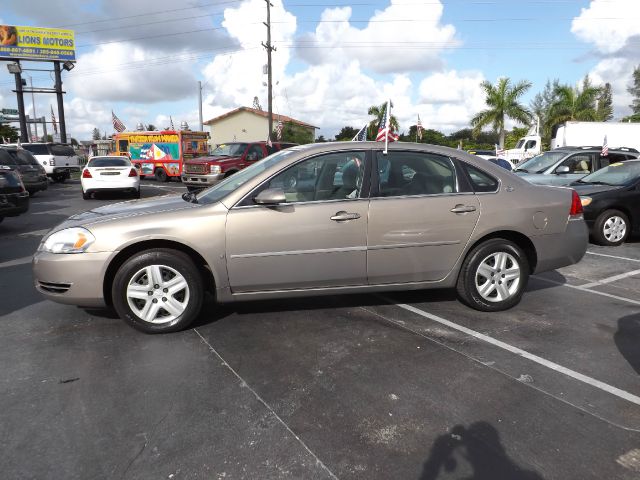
23 144 50 156
8 150 39 166
0 169 21 187
88 157 130 167
50 145 77 156
0 150 17 166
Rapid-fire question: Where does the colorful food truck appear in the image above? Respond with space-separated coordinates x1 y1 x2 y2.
112 130 209 182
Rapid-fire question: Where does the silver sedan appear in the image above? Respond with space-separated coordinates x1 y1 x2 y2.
33 142 588 333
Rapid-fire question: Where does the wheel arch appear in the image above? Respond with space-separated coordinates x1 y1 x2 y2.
224 169 239 177
103 239 216 307
463 230 538 274
598 204 633 225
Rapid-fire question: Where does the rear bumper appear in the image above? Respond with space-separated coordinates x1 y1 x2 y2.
50 166 80 177
531 217 588 274
181 173 224 187
24 177 49 192
0 192 29 217
82 177 140 193
32 251 113 307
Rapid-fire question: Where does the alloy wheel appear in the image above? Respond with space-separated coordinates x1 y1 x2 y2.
475 251 521 303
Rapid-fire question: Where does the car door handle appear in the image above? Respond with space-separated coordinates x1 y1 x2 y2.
330 211 361 221
450 204 477 214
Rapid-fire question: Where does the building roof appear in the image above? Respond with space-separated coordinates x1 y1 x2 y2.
204 107 318 130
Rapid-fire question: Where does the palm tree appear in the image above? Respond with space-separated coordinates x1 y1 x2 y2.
471 78 532 148
547 77 601 127
367 102 399 140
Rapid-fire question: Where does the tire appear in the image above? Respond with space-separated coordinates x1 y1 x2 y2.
456 239 529 312
53 174 65 183
0 217 3 224
82 190 91 200
154 168 168 183
112 249 204 333
28 190 37 198
132 189 141 199
224 170 236 178
186 185 202 193
592 209 629 246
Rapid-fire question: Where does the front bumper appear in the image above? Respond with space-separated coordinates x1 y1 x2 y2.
531 217 588 274
32 251 114 307
181 172 224 187
0 192 29 217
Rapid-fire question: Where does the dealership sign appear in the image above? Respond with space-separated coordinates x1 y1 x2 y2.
0 25 75 61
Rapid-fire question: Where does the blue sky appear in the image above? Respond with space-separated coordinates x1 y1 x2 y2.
0 0 638 140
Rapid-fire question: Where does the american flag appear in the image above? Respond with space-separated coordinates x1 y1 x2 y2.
601 135 608 156
417 115 423 141
266 135 272 148
495 143 506 156
376 101 398 143
352 124 368 142
275 120 283 140
112 111 126 132
50 105 58 134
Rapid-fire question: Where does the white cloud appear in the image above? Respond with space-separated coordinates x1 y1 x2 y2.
295 0 458 74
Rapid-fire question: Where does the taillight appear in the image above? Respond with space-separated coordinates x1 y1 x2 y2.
49 156 55 166
82 169 92 178
128 168 138 177
569 189 583 216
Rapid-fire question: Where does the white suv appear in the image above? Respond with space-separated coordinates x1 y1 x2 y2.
9 143 82 183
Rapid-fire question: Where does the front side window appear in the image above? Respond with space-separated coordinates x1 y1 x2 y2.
262 151 366 203
375 151 457 197
558 153 592 174
524 140 537 150
247 144 265 161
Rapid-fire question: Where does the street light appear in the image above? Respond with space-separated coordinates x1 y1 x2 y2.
62 61 75 71
7 63 22 74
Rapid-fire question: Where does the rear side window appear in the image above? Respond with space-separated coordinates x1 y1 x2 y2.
23 144 50 156
0 150 17 166
50 145 76 156
88 158 130 167
463 164 499 192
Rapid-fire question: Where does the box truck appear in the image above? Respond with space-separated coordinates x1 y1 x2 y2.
551 121 640 151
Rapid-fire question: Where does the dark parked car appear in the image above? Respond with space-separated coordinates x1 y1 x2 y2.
0 165 29 223
572 160 640 246
0 146 48 196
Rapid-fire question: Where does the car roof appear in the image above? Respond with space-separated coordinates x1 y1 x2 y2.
554 146 639 153
88 156 130 161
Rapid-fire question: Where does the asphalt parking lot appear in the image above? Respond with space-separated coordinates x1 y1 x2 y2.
1 180 639 480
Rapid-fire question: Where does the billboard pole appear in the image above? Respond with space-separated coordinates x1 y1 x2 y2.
53 61 67 143
13 60 28 143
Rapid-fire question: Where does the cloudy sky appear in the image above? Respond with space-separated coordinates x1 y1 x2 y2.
1 0 638 140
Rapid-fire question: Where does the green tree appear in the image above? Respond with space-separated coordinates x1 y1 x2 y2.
628 65 640 114
279 121 313 144
470 77 532 149
92 127 101 140
596 82 613 121
548 76 601 126
367 102 399 141
530 79 560 149
621 113 640 122
0 124 19 142
334 126 358 141
315 135 327 142
504 127 528 149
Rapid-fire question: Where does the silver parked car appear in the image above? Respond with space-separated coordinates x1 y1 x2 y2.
33 143 588 333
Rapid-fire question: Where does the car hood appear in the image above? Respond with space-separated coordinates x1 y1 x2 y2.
185 155 240 165
570 184 623 196
58 194 199 230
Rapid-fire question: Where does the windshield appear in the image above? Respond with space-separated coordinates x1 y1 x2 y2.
515 151 567 173
88 157 130 167
211 143 248 157
197 150 296 205
515 139 525 149
579 161 640 186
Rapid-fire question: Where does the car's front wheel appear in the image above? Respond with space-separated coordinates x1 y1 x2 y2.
112 249 204 333
456 239 529 312
592 209 629 246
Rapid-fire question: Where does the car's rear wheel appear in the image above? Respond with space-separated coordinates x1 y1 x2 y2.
456 239 529 312
154 168 168 182
53 173 66 183
593 209 629 246
132 189 141 199
112 249 204 333
82 190 91 200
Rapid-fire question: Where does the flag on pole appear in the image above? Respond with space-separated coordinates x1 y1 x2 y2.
495 143 506 156
376 100 399 147
169 116 175 130
601 135 608 156
275 120 283 140
266 134 272 148
50 105 58 135
416 115 423 141
352 124 368 142
112 111 126 132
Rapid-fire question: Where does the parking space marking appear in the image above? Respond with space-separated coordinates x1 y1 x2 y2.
194 329 339 480
533 275 640 306
586 251 640 263
0 256 31 268
580 268 640 289
381 299 640 407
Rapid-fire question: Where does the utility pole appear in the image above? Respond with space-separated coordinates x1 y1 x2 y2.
262 0 275 141
53 61 68 143
198 80 203 132
12 60 28 143
29 76 38 140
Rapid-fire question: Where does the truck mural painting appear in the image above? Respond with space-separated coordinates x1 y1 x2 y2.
112 130 209 182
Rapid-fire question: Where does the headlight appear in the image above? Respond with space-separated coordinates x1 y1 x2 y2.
210 165 221 174
580 196 592 207
40 227 96 254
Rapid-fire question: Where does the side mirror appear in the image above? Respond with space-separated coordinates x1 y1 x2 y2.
556 166 570 174
254 188 286 205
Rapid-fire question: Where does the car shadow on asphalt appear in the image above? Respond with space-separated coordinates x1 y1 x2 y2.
614 314 640 375
526 270 567 292
419 421 544 480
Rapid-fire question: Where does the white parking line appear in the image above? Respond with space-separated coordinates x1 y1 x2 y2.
383 300 640 407
532 275 640 306
580 268 640 289
586 251 640 263
0 256 32 268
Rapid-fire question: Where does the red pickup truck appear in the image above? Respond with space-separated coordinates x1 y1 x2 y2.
181 141 296 191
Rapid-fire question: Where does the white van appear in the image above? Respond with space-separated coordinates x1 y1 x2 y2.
8 143 82 183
